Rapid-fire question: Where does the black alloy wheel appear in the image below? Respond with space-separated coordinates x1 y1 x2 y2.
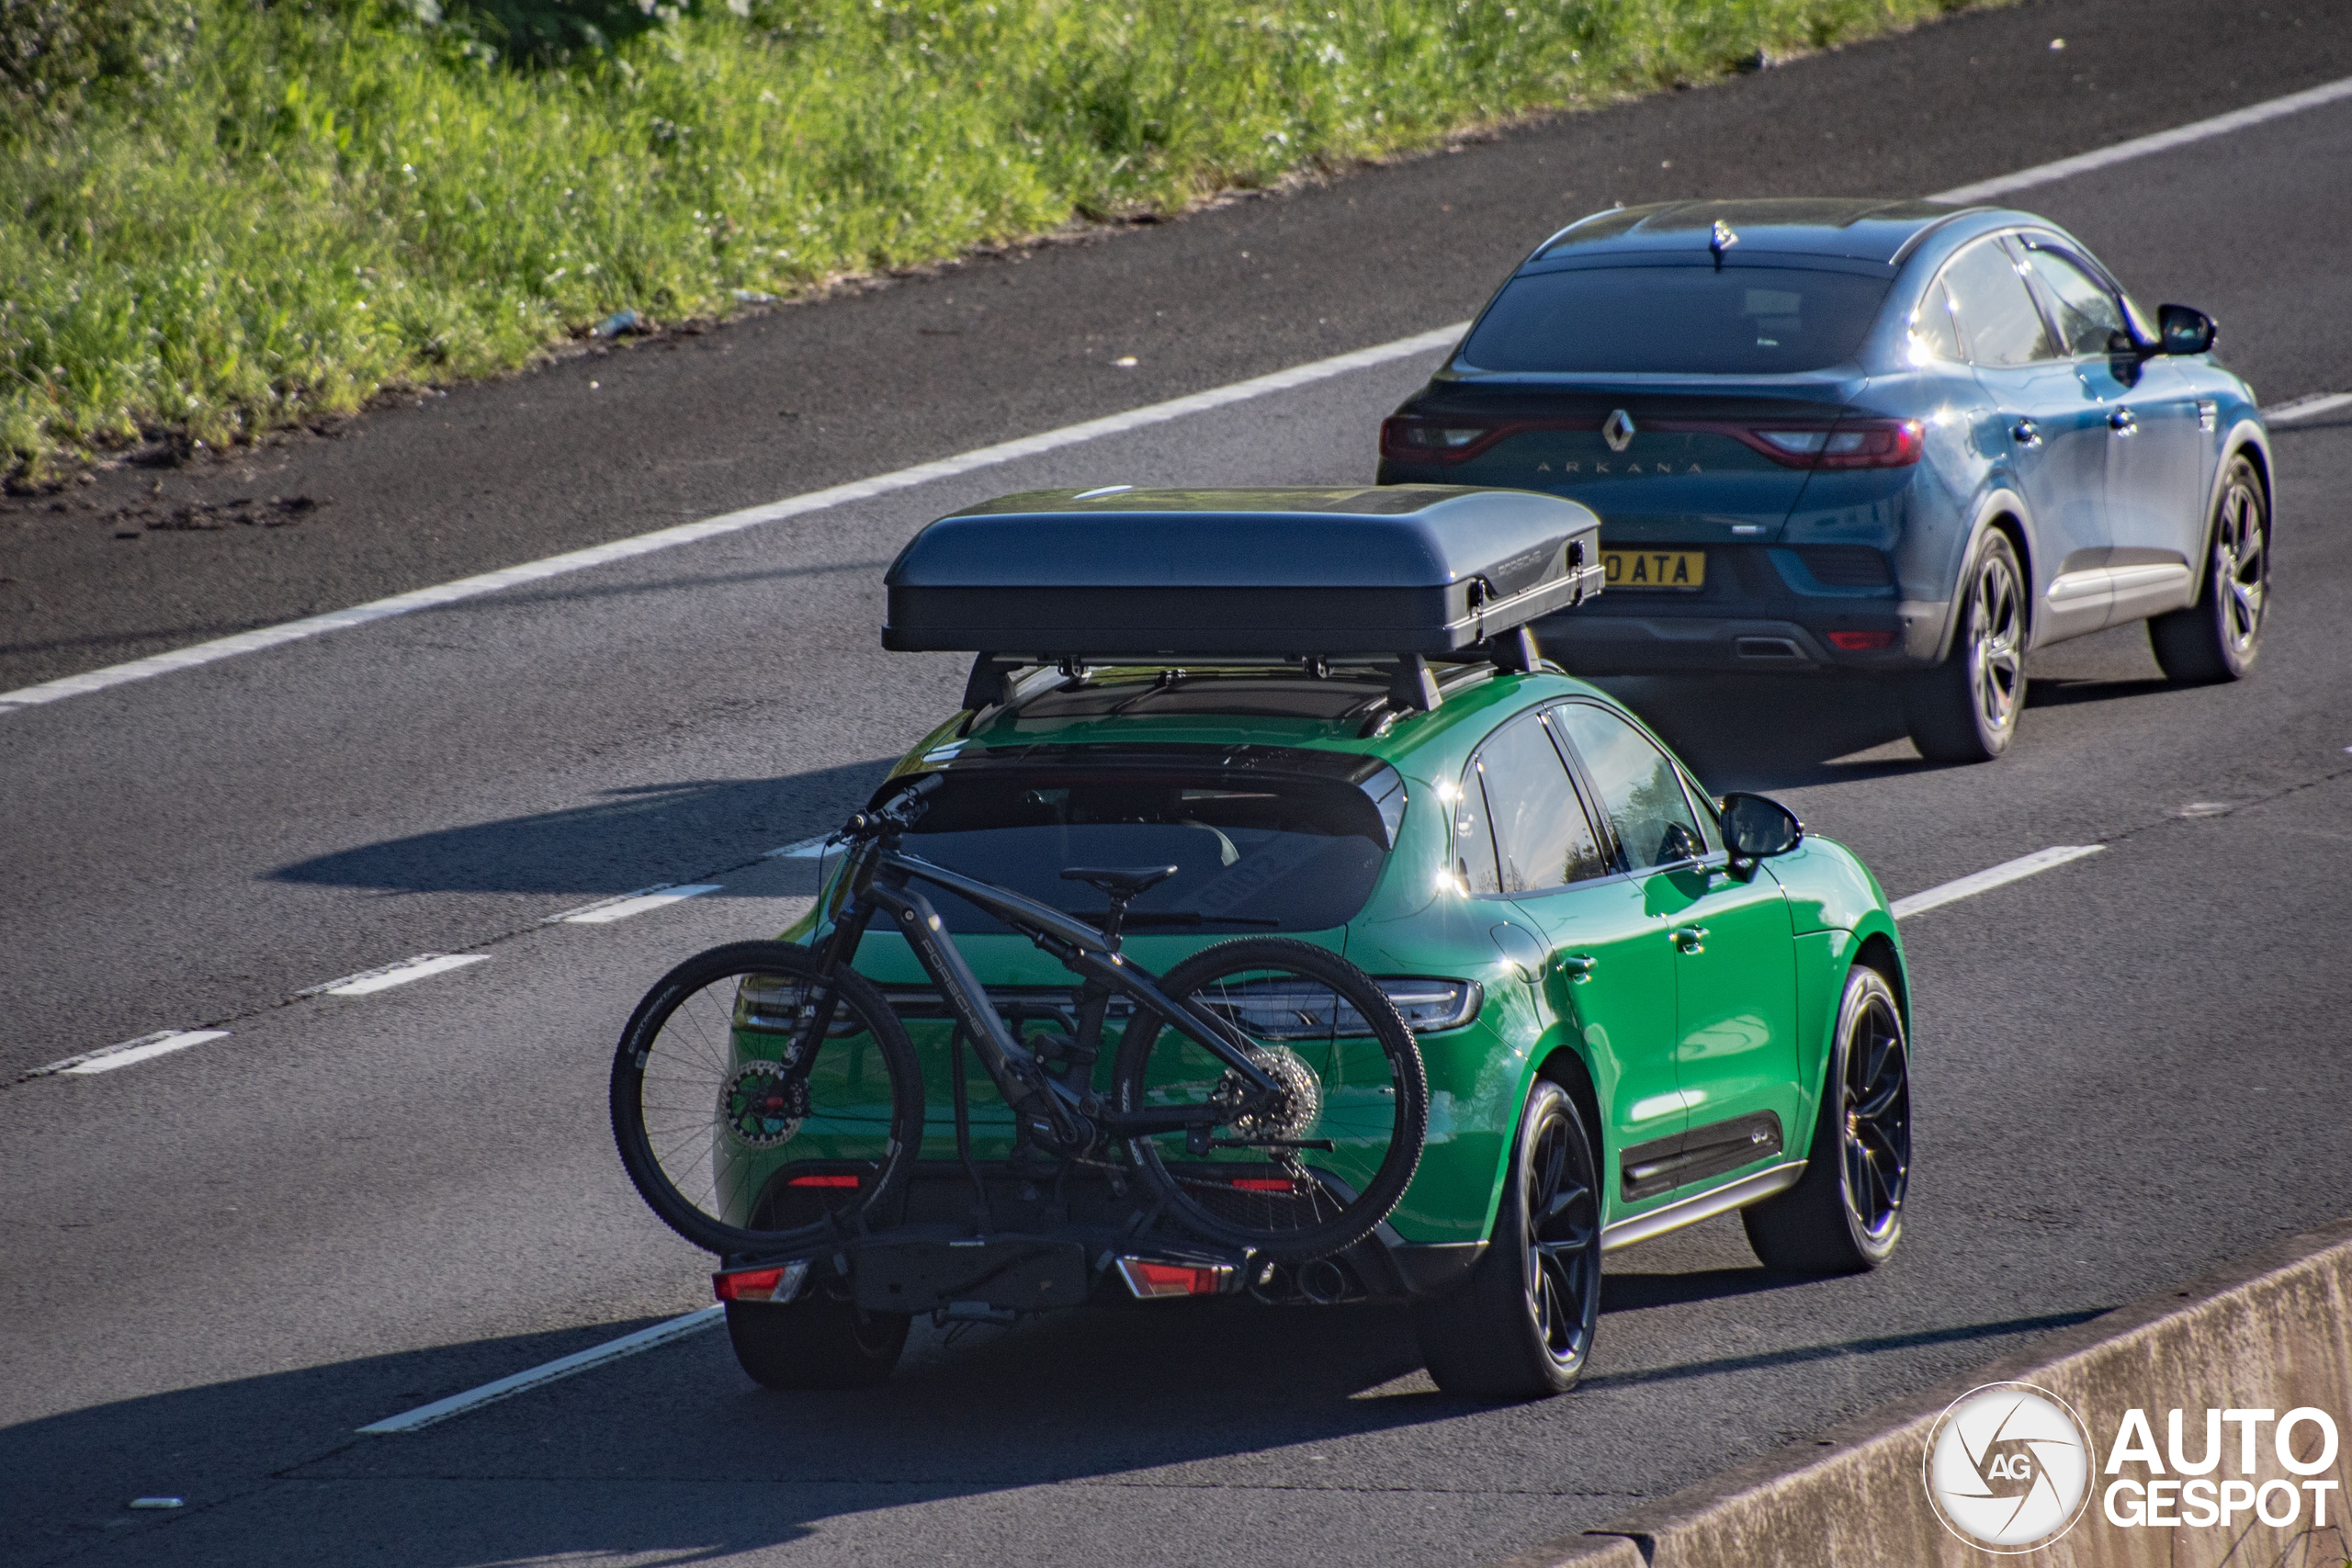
2151 455 2268 682
1412 1078 1601 1399
1743 964 1910 1273
1905 531 2026 764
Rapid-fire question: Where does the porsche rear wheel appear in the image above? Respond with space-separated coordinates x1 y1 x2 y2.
725 1289 910 1390
1412 1078 1600 1400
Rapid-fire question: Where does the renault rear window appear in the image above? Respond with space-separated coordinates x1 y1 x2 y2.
889 765 1397 934
1459 264 1896 374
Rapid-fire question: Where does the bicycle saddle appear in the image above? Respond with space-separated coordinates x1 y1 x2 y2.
1058 864 1179 900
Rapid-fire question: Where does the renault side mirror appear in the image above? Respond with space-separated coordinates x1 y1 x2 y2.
2157 304 2216 356
1721 793 1804 862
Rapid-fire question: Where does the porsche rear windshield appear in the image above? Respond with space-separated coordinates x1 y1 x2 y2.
888 763 1402 935
1459 264 1895 375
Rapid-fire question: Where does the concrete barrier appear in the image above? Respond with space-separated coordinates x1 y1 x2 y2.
1501 1217 2352 1568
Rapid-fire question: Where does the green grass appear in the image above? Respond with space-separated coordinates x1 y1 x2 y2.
2 0 1995 482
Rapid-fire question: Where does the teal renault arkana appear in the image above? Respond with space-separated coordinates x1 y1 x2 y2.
608 486 1913 1401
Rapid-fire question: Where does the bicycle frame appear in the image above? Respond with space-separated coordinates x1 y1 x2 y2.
802 826 1289 1158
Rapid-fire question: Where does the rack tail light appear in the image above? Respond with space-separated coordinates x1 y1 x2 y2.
713 1258 810 1304
1116 1258 1234 1299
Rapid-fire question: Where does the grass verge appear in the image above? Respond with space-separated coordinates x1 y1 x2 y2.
3 0 1996 483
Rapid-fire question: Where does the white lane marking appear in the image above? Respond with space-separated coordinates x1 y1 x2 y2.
1890 845 2105 920
764 836 834 859
0 325 1467 716
357 1305 724 1433
553 884 721 925
2266 391 2352 424
28 1030 231 1078
1930 73 2352 202
300 953 492 997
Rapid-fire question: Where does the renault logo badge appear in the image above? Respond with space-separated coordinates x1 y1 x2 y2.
1603 409 1637 453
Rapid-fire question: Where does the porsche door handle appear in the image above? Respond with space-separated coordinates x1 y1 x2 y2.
1555 954 1599 981
1670 926 1709 954
2108 408 2139 435
2009 418 2042 448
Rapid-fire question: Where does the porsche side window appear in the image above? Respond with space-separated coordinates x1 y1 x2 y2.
1939 239 2055 367
1453 758 1503 895
1477 712 1610 893
1551 704 1706 872
1906 278 1964 364
2024 248 2128 357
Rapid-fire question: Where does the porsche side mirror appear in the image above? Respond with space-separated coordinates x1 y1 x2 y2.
2157 304 2216 356
1721 792 1804 860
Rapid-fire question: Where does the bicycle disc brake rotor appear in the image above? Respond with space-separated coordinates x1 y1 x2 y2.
1216 1046 1321 1142
720 1060 809 1148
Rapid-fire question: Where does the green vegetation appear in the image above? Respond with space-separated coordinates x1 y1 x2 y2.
3 0 1991 481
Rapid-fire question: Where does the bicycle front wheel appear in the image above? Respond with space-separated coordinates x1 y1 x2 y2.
1112 938 1428 1261
611 942 922 1257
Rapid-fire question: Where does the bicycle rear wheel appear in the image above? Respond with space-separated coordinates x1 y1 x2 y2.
611 942 922 1257
1112 938 1427 1261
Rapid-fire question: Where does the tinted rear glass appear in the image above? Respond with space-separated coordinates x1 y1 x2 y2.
1459 265 1895 374
893 766 1396 934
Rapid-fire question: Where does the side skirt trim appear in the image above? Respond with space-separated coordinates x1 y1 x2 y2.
1600 1160 1808 1253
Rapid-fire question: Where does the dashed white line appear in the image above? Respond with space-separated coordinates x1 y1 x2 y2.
28 1030 232 1078
356 1305 724 1434
764 837 835 860
1889 845 2106 920
551 884 723 925
1929 73 2352 203
2267 391 2352 425
300 953 493 998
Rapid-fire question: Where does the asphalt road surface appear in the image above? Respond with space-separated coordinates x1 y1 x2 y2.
5 1 2351 1563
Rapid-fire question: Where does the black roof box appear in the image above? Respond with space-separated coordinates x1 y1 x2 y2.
882 486 1602 658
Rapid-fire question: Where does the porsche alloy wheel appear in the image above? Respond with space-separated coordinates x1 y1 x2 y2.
1412 1078 1601 1399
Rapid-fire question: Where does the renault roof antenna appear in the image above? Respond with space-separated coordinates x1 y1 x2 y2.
1710 220 1738 270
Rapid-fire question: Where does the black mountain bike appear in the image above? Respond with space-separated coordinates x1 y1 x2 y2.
610 775 1429 1266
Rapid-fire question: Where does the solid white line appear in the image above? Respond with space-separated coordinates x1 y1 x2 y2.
2266 391 2352 425
1930 73 2352 203
556 884 721 925
28 1030 231 1078
0 324 1467 716
356 1306 724 1434
1890 845 2105 920
302 953 492 997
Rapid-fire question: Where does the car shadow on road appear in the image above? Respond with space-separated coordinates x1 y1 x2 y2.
0 1302 1453 1568
265 758 899 897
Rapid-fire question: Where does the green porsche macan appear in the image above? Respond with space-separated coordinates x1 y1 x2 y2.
612 487 1912 1401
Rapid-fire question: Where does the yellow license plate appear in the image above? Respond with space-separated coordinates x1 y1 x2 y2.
1602 549 1706 590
